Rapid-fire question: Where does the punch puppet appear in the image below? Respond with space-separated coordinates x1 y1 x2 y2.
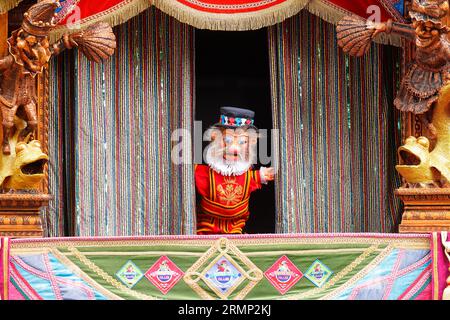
195 107 275 235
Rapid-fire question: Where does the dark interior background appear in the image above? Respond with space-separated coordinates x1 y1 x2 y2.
195 29 276 234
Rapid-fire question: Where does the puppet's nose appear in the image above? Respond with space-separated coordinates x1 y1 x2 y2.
227 146 239 154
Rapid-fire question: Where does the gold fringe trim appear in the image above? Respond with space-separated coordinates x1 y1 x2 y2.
153 0 308 31
48 0 152 43
4 0 403 48
0 0 22 14
43 0 404 47
306 0 403 47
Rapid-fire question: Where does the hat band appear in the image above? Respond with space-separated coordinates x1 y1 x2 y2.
22 19 53 37
220 115 254 127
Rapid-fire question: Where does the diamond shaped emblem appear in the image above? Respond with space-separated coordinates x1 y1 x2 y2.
204 256 243 296
115 260 144 288
304 259 333 287
145 256 184 295
264 255 303 295
184 238 263 300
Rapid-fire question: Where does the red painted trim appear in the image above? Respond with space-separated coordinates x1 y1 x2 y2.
177 0 286 14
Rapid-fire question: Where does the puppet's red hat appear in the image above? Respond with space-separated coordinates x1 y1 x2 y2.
22 0 60 37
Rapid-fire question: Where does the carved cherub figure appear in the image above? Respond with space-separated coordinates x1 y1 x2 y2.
409 0 449 20
337 0 450 114
0 0 116 155
337 0 450 187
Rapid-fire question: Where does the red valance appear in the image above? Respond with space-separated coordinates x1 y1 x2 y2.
1 0 405 45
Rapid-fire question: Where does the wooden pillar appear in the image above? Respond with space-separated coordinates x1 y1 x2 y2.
0 13 6 151
0 9 50 238
0 13 7 58
397 11 450 234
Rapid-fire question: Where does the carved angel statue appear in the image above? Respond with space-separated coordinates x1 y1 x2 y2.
337 0 450 188
0 0 116 156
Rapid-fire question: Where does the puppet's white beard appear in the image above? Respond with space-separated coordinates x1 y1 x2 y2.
205 145 252 176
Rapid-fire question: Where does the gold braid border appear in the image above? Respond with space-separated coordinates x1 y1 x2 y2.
283 245 379 300
67 246 159 300
320 245 395 300
10 236 430 250
50 248 122 300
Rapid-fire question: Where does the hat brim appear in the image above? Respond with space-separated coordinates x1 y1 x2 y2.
211 123 259 131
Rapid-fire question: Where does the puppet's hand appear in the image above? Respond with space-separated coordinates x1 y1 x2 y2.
372 21 390 37
260 167 275 183
428 123 437 139
67 23 116 63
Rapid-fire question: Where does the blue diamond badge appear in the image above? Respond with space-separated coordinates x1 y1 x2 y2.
116 260 144 288
204 256 243 295
304 259 333 287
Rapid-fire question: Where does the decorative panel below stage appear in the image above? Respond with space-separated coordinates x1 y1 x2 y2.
1 234 441 300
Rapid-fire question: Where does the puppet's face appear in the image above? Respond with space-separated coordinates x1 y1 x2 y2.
414 20 442 48
220 129 251 162
15 30 52 72
205 127 257 176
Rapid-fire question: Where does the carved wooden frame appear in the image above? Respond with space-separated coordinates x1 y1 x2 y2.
0 7 51 238
397 26 450 233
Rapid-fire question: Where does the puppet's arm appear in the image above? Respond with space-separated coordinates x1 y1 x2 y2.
373 20 416 41
50 33 77 56
439 36 450 62
337 16 415 57
0 55 14 71
51 23 116 62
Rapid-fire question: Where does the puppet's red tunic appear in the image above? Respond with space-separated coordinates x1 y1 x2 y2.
195 164 262 234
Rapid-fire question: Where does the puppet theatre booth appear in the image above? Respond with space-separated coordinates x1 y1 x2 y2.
0 0 449 300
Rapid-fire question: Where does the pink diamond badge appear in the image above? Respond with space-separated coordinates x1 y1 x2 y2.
145 256 184 295
264 255 303 295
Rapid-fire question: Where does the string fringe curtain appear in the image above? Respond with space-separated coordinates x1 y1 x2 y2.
46 8 195 236
269 11 403 233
